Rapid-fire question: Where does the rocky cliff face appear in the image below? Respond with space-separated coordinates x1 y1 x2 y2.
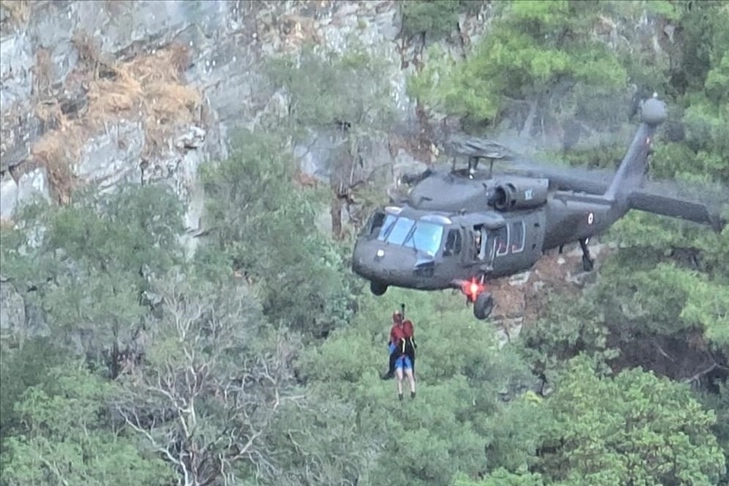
0 0 490 228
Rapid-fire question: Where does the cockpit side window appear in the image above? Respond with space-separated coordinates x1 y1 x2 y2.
368 211 386 236
444 229 462 256
510 221 525 253
376 214 398 240
495 225 509 256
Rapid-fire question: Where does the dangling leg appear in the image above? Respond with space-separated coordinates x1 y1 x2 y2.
395 364 404 401
381 344 398 380
405 344 416 381
404 357 416 398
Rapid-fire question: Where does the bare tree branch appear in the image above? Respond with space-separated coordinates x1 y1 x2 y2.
113 271 302 486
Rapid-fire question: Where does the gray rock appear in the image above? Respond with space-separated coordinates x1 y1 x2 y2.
197 46 266 128
17 167 51 205
373 4 402 41
0 0 493 265
496 319 523 349
0 30 34 109
31 1 79 86
72 1 223 57
0 174 19 220
508 271 531 286
0 30 40 171
0 281 25 333
174 149 206 231
74 121 145 190
0 109 43 172
294 130 350 184
175 125 206 150
568 270 598 288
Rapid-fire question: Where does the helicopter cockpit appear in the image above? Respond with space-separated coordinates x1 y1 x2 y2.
354 205 511 293
368 210 447 257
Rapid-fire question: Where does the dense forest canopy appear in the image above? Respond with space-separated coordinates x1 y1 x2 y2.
1 1 727 485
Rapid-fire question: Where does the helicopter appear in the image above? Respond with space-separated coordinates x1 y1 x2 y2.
351 95 726 320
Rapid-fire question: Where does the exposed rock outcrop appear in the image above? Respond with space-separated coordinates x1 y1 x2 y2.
1 0 443 229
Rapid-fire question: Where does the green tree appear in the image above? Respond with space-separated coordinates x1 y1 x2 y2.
264 396 383 485
409 0 629 132
2 363 173 486
264 41 397 238
539 356 726 485
0 338 66 442
453 468 544 486
264 42 396 138
1 184 186 377
519 290 618 380
199 129 357 337
400 0 460 40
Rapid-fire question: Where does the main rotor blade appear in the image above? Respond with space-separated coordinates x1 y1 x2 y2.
438 134 517 160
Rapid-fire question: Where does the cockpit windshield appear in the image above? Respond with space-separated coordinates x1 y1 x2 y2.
375 214 445 256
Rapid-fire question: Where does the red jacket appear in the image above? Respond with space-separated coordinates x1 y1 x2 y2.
390 320 414 345
403 320 414 339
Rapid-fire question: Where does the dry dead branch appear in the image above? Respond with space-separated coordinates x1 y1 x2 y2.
113 275 299 486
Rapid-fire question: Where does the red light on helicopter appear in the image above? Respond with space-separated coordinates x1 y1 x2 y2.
461 277 485 302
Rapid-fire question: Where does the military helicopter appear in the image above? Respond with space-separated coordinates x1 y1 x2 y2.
351 95 726 320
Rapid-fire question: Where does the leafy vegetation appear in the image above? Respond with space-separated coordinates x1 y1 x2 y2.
1 1 728 485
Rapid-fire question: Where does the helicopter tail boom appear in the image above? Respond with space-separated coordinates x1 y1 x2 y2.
628 191 725 232
604 96 667 202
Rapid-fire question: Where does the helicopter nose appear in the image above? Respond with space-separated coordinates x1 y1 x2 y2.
352 241 422 284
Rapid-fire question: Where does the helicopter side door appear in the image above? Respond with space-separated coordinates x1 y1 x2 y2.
451 212 507 276
460 223 497 274
442 227 464 261
489 211 546 277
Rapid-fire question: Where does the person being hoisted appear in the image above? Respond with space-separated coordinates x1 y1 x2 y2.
381 306 416 400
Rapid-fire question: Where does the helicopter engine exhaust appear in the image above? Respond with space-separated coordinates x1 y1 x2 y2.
492 178 549 211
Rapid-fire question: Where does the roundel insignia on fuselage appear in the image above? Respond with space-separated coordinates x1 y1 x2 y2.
588 212 594 225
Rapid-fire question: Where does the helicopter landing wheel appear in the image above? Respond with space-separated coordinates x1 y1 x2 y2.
370 281 388 296
473 291 494 320
582 254 594 272
579 238 595 272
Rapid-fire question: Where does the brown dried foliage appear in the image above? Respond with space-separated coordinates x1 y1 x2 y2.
33 48 53 97
31 122 84 204
30 36 201 202
83 42 201 155
0 218 16 230
103 0 131 16
0 0 31 26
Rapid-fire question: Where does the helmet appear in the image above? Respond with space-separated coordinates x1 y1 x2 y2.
392 310 403 323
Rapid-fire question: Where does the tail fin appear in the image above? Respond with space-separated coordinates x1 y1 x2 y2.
604 95 668 201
